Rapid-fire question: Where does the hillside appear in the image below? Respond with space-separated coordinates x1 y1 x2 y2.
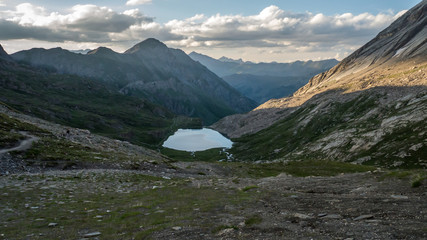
0 50 200 146
189 52 338 104
223 74 304 104
12 39 256 124
213 1 427 167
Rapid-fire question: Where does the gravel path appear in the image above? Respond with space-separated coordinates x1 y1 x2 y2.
0 131 38 154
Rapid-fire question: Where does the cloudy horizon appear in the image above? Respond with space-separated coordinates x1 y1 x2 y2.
0 0 421 62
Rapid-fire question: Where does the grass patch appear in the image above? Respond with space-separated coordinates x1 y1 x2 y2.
220 160 375 179
242 185 259 192
283 160 376 177
0 173 259 239
380 170 427 188
245 215 262 226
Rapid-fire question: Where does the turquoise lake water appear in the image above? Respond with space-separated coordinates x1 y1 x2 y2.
162 128 233 151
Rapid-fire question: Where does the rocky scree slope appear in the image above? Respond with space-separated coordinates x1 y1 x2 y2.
213 1 427 166
12 38 256 124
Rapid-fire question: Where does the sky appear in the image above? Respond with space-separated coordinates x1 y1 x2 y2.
0 0 421 62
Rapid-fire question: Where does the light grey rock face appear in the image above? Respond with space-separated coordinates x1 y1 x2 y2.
296 1 427 97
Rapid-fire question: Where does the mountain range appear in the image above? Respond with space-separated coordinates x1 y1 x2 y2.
213 0 427 168
11 38 256 125
0 47 201 146
189 52 338 103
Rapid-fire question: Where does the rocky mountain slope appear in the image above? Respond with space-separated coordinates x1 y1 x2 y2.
213 0 427 167
189 52 338 103
12 39 256 124
0 48 200 146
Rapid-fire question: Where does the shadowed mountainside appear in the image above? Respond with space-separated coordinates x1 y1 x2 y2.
0 49 200 146
11 38 256 124
189 52 338 104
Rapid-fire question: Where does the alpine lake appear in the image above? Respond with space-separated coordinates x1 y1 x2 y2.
162 128 233 152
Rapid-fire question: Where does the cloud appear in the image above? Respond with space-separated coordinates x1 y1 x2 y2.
126 0 152 6
1 3 153 42
162 5 403 49
0 3 406 61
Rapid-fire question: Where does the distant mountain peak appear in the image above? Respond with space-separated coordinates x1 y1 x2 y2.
124 38 168 54
0 44 12 61
69 49 92 55
87 47 117 56
218 56 244 64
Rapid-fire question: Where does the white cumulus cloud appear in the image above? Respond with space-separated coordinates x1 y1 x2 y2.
0 3 407 61
126 0 152 6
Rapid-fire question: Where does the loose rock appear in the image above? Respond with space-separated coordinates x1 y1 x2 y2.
83 232 101 238
353 214 374 221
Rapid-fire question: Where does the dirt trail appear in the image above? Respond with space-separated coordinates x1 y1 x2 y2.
0 131 38 154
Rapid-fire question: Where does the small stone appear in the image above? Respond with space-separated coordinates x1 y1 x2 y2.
48 223 58 227
317 213 327 217
172 226 182 231
217 228 234 236
94 215 103 219
391 195 408 200
83 232 101 238
322 214 342 219
366 219 381 223
294 213 313 219
353 214 374 221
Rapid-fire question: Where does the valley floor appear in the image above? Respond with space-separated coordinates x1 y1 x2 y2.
0 105 425 239
0 161 425 240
